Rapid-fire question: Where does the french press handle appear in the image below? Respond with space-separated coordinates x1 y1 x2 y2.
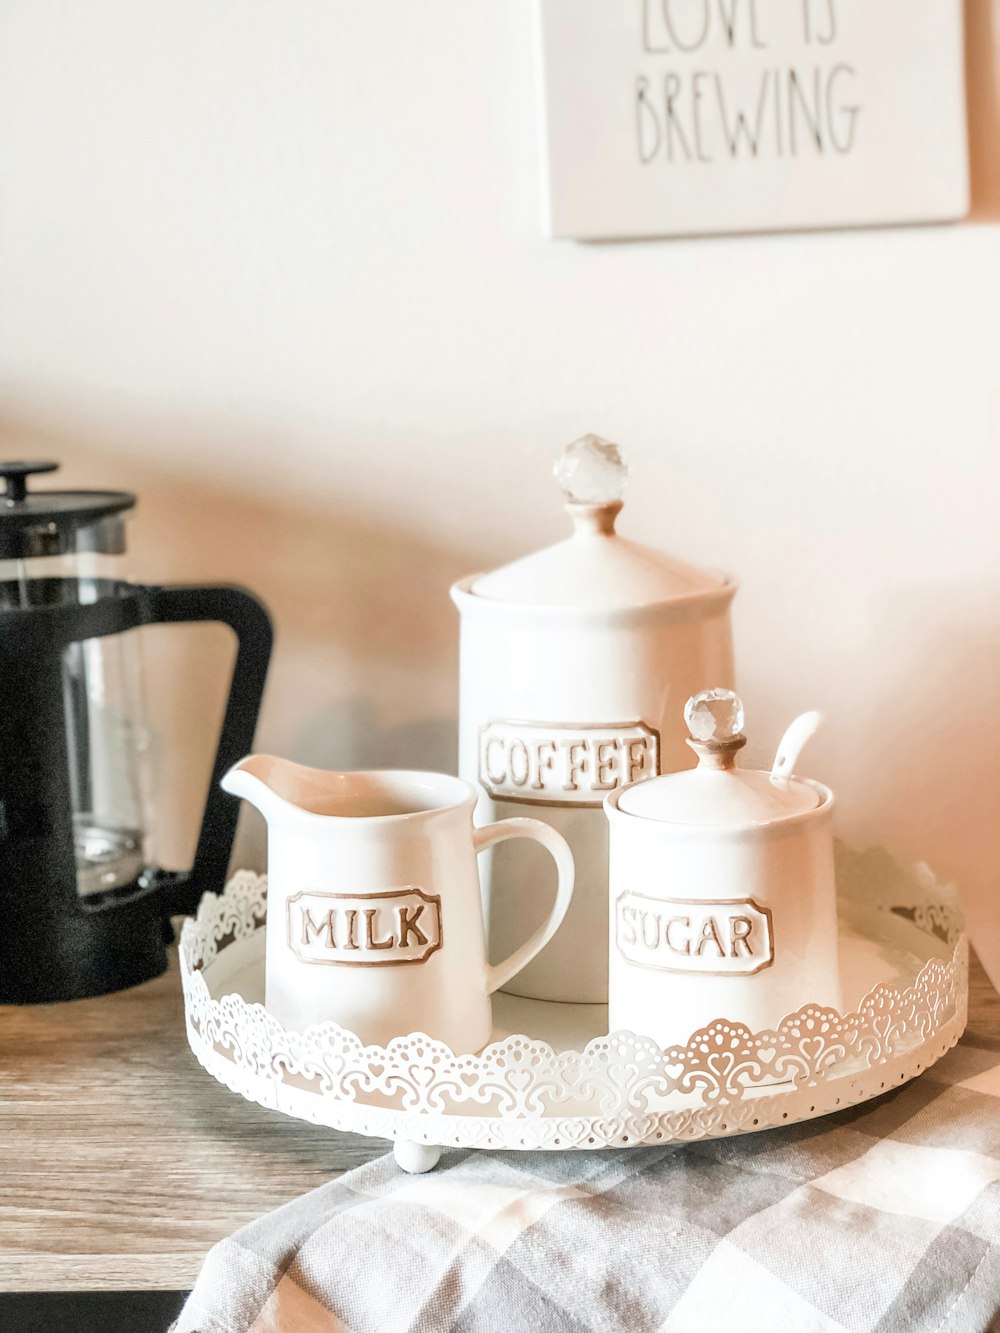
144 584 273 917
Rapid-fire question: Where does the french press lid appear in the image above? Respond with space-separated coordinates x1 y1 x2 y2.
0 461 135 559
617 689 823 825
468 435 732 610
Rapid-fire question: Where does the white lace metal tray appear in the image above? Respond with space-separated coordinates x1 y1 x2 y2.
180 845 967 1173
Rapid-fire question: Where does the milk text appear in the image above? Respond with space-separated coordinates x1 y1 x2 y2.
287 888 443 966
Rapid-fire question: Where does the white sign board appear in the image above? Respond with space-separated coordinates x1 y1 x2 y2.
535 0 969 240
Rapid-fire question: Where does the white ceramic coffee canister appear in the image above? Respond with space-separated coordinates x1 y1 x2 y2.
605 689 840 1049
451 436 736 1003
220 758 574 1053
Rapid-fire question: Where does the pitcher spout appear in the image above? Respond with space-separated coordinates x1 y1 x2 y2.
223 757 475 826
220 754 319 825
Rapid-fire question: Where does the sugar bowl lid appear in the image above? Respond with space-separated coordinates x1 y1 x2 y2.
616 689 824 826
465 435 732 611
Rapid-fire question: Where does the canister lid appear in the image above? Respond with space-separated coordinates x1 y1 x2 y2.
616 690 821 826
467 436 730 610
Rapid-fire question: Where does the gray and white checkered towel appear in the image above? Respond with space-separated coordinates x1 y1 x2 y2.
175 1039 1000 1333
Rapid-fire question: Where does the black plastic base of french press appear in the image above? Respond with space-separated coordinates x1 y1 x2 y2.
0 881 171 1005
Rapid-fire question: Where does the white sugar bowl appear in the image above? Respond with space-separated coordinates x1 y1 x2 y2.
451 436 737 1004
605 689 840 1048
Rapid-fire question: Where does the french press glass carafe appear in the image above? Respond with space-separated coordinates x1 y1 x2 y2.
0 461 272 1002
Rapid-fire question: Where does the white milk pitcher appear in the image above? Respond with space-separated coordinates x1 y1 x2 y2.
221 758 574 1053
605 689 840 1049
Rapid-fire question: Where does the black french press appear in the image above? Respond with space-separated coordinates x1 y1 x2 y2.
0 461 272 1002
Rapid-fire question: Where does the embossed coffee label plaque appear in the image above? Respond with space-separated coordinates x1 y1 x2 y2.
479 720 659 806
287 889 442 967
616 892 773 975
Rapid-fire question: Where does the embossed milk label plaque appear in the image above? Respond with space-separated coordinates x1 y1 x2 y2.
287 889 442 967
616 892 773 974
479 720 659 805
535 0 968 239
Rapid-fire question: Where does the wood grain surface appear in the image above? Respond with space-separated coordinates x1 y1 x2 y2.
1 944 996 1293
0 945 385 1293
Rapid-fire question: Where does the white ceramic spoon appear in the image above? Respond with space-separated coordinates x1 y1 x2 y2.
770 710 822 787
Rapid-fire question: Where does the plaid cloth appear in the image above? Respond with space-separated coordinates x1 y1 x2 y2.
175 1040 1000 1333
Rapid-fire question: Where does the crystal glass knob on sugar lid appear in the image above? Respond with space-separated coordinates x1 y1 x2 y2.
684 687 745 744
450 436 738 1005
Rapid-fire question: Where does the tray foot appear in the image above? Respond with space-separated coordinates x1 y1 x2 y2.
394 1141 441 1174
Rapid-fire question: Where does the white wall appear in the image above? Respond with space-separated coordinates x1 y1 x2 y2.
1 3 999 967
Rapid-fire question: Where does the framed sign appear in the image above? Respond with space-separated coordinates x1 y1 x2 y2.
534 0 969 240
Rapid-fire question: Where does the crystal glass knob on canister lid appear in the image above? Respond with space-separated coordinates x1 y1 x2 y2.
553 432 628 507
468 434 729 607
450 436 738 1006
605 690 840 1049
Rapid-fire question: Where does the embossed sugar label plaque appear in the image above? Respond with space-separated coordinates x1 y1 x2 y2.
287 889 442 967
479 719 659 806
616 892 773 974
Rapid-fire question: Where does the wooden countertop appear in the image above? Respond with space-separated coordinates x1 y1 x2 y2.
0 947 384 1293
1 945 997 1294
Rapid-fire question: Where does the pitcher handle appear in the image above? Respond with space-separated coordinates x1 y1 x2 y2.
473 819 575 995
